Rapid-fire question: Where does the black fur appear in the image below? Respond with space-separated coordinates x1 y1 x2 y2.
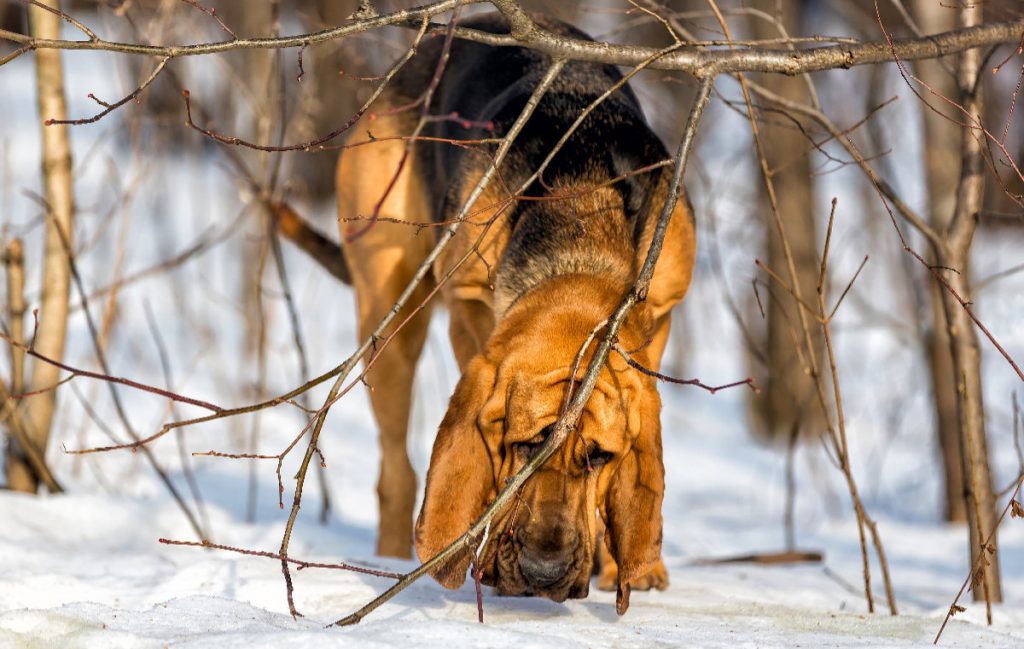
390 13 673 305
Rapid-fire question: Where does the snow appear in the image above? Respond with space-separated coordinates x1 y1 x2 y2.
2 8 1024 649
2 396 1023 648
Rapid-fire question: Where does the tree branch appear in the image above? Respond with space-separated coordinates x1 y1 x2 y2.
1 2 1021 77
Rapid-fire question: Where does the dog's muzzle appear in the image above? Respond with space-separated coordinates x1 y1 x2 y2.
518 551 571 588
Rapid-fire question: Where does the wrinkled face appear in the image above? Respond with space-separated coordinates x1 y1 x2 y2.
414 285 666 605
478 368 639 602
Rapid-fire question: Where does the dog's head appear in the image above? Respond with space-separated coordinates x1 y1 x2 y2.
414 276 664 608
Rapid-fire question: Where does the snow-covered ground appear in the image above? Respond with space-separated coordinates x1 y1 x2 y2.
1 336 1022 648
2 6 1024 649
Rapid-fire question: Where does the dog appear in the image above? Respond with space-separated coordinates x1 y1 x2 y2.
281 13 695 613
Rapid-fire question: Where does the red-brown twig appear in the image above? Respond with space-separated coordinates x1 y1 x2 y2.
46 56 169 126
612 344 759 394
179 0 236 40
0 332 223 412
470 493 526 624
874 1 1024 190
470 554 485 623
158 538 403 579
181 17 429 153
344 5 468 243
340 157 673 231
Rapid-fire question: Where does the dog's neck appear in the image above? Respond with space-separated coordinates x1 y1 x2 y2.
487 273 654 368
492 189 637 318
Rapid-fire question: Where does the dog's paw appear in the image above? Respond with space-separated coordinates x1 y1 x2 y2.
595 559 669 592
595 560 617 592
630 560 669 591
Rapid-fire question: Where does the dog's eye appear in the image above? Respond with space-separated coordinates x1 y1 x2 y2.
514 426 551 459
583 442 613 471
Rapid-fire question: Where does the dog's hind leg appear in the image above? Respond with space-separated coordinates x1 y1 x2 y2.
337 113 435 558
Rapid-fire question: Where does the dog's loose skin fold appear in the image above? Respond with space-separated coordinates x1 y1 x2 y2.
335 13 696 611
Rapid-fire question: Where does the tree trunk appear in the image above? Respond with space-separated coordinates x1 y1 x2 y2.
980 0 1024 217
911 0 967 523
285 0 360 201
749 0 826 443
938 2 1002 604
6 0 74 493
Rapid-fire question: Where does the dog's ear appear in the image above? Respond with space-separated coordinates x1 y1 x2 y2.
633 171 696 322
604 382 664 614
415 354 502 589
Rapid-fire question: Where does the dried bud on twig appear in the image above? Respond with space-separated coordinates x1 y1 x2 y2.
348 0 379 21
969 555 990 591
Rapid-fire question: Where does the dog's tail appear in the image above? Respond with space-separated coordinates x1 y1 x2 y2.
268 201 351 285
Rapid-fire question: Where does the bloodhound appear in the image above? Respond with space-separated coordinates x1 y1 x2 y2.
301 13 695 612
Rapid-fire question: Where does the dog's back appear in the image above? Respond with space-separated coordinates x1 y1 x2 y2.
388 14 675 311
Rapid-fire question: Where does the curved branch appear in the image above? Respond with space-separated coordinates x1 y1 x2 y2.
0 332 223 412
0 0 475 58
47 56 169 126
1 1 1021 77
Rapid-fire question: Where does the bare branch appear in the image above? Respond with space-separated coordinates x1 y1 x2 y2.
0 2 1020 77
612 344 758 394
0 331 224 413
935 474 1024 643
46 56 169 126
283 56 571 620
158 538 403 579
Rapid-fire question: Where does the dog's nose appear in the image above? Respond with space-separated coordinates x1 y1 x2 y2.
519 552 569 587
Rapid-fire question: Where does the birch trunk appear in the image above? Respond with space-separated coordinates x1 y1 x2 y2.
938 1 1002 604
749 0 826 443
912 0 966 523
5 0 74 493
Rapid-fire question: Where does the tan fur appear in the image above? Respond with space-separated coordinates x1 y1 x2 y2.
433 160 511 368
337 109 435 558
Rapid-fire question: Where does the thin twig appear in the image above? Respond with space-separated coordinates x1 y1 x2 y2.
179 0 236 39
934 474 1024 644
0 332 223 413
143 300 210 537
158 538 403 579
181 18 429 152
44 197 206 539
612 344 758 394
46 56 169 126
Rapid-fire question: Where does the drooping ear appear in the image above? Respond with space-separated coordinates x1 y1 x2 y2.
415 354 501 589
603 382 664 614
633 171 697 322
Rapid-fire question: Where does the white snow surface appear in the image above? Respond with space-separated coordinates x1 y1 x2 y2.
2 373 1023 649
3 9 1024 649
